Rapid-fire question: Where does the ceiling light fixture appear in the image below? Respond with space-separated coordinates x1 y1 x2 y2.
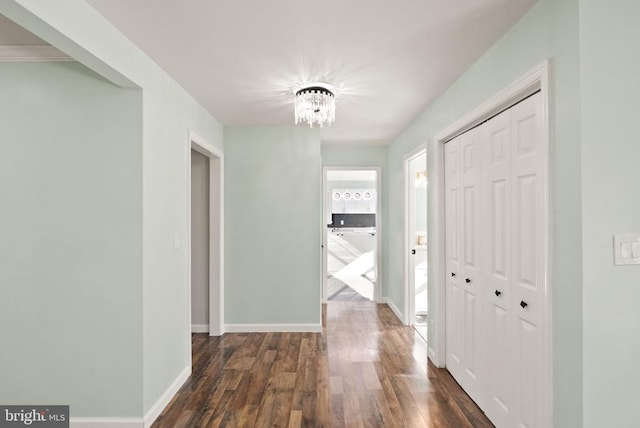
294 83 335 128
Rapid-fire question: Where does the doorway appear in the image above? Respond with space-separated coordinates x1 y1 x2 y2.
322 167 382 303
187 131 224 351
405 149 428 341
191 149 210 333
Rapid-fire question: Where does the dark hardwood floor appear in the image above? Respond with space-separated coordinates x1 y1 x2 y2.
153 301 493 427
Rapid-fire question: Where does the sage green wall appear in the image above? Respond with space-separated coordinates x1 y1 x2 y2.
321 145 388 167
387 0 582 425
225 126 322 325
321 145 389 297
580 1 640 426
1 0 224 417
0 62 142 416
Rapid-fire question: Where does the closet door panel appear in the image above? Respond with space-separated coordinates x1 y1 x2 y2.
518 318 538 428
457 127 484 402
463 288 477 374
482 109 513 427
445 138 463 371
511 92 544 428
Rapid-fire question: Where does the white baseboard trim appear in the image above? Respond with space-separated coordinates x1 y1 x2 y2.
191 324 210 333
68 366 190 428
427 346 446 369
428 346 437 363
70 418 142 428
143 365 190 427
224 324 322 333
383 297 404 323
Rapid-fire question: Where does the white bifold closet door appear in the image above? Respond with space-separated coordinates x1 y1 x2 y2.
445 125 484 405
445 92 546 428
482 106 513 428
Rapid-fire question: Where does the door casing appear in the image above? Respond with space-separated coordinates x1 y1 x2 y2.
186 130 224 353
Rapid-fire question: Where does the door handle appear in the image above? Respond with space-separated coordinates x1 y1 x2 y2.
451 272 456 277
465 278 471 284
494 290 502 297
411 249 416 255
520 300 528 309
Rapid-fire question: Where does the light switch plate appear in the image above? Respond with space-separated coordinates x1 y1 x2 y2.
613 234 640 265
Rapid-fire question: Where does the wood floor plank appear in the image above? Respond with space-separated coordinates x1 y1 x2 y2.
153 301 493 427
236 404 259 428
287 410 302 428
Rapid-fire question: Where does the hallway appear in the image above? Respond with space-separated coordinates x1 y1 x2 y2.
153 302 491 427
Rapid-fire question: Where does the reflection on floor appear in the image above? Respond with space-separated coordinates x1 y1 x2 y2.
327 232 376 300
415 312 428 342
327 277 369 301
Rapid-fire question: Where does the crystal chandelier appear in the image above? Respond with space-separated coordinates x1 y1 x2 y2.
294 83 335 128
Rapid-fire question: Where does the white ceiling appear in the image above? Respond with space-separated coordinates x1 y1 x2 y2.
87 0 536 145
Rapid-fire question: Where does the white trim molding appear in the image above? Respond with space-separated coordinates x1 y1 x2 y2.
224 324 322 333
191 324 210 333
431 59 551 427
435 61 548 142
427 345 437 362
68 364 190 428
143 365 190 427
0 45 73 62
186 130 225 346
383 297 404 323
70 418 142 428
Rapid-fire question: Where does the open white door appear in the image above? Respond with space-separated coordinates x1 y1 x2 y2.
404 148 428 341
